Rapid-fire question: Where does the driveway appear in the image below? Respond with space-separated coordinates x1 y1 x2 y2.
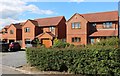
1 51 27 68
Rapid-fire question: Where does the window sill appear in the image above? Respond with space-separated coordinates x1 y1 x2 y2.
25 32 30 33
71 28 81 29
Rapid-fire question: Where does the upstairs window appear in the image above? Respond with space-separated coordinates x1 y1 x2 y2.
72 22 81 29
92 23 96 27
72 37 81 42
10 30 14 34
2 31 6 35
103 22 112 28
1 31 7 35
49 27 55 32
24 27 30 32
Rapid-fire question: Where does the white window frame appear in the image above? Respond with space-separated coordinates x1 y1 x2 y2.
25 27 30 32
71 22 81 29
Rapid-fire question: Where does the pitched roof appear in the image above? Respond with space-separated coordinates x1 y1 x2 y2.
1 25 9 31
12 22 25 29
19 22 25 26
12 24 22 29
15 22 25 28
81 11 118 22
36 32 55 38
47 32 56 37
28 19 38 26
35 16 64 27
4 25 9 29
89 30 118 37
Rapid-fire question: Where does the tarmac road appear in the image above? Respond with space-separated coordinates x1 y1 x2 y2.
0 51 27 74
1 64 23 74
1 51 27 67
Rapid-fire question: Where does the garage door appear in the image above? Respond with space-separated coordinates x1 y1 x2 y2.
42 39 52 48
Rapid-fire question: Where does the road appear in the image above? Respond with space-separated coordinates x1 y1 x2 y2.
0 64 23 74
0 51 27 74
1 51 27 67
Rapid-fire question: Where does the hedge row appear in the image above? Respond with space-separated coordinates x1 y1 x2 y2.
26 45 120 75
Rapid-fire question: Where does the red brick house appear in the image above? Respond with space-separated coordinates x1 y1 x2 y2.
7 23 22 43
66 11 118 45
0 25 9 42
0 23 23 43
22 16 66 48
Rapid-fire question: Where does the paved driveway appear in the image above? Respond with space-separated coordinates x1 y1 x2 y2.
1 51 27 68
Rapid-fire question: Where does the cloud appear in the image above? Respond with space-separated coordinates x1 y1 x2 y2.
25 4 54 15
0 18 26 30
0 0 54 29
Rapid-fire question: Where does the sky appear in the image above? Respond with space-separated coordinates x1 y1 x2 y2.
0 0 119 30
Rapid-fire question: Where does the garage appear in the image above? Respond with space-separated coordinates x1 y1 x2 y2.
36 32 55 48
42 38 52 48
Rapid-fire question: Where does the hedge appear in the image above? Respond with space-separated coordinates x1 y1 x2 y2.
26 38 120 75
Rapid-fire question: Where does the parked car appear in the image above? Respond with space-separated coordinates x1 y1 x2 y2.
0 41 9 52
8 42 21 51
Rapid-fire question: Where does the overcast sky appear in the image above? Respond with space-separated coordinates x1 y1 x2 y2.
0 0 119 30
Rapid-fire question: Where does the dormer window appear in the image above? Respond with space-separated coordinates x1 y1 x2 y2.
92 23 96 27
49 27 55 32
103 22 112 28
72 22 81 29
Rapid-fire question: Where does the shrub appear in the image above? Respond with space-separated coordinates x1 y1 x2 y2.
52 38 70 48
31 38 40 47
26 37 120 75
95 37 119 47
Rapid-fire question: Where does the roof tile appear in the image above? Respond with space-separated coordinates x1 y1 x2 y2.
81 11 118 22
90 30 118 37
35 16 64 27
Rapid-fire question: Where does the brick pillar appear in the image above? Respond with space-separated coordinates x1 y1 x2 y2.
22 39 25 49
